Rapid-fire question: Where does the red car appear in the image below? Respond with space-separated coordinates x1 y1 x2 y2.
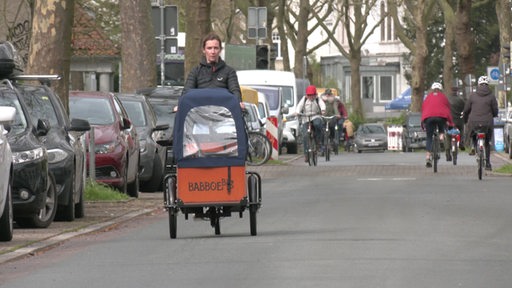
69 91 140 197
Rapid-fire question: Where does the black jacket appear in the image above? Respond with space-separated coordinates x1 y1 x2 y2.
182 56 241 101
463 84 498 127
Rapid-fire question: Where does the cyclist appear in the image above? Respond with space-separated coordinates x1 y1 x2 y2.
421 82 454 168
445 88 466 161
463 76 498 171
321 89 341 149
296 85 326 162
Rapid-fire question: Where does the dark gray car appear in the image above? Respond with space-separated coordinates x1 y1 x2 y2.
402 112 426 152
118 94 168 192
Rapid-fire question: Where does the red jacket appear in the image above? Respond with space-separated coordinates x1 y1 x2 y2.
421 91 454 126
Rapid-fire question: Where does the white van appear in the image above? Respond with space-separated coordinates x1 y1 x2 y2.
237 70 300 153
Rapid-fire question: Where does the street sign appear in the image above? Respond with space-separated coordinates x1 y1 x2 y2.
152 5 178 37
247 7 267 39
224 44 256 70
487 66 500 85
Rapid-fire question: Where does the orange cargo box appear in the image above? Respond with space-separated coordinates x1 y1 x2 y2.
177 166 247 204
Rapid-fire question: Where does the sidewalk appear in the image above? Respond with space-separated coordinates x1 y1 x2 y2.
0 193 162 264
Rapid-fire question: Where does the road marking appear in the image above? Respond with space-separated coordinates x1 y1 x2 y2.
357 177 416 181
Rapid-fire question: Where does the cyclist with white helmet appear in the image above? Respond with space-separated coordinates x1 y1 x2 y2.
463 75 498 170
421 82 454 167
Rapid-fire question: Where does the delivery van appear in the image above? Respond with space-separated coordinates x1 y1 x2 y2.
237 70 301 154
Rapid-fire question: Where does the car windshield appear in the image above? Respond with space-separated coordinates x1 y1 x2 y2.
252 87 280 110
361 125 385 134
0 88 28 135
149 101 176 127
120 100 146 127
69 97 115 125
19 86 60 127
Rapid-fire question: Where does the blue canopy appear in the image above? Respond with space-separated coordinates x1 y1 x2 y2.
173 88 247 168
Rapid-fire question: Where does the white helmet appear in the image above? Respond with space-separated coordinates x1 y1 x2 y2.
431 82 443 90
478 76 489 85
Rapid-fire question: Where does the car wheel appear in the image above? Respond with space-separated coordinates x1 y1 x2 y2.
142 156 164 192
116 163 128 195
56 172 75 222
127 159 139 198
0 176 13 241
75 173 85 219
16 174 57 228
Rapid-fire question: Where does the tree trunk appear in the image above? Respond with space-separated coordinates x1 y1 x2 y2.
440 1 455 96
497 0 511 62
410 4 428 112
184 0 211 79
455 0 474 80
349 53 363 120
277 0 290 71
26 0 74 111
119 0 155 93
293 0 309 78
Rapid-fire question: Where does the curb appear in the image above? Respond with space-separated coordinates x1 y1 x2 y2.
0 208 157 265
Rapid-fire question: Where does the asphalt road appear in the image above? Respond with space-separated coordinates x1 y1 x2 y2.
1 151 512 288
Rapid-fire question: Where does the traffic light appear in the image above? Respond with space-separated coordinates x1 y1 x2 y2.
256 44 269 70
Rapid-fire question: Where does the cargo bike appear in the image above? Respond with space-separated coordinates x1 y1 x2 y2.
162 88 262 239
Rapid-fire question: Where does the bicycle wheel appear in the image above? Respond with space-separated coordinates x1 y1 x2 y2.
433 135 439 173
307 133 314 166
333 128 339 155
452 142 458 166
325 133 330 161
247 132 271 166
478 148 484 180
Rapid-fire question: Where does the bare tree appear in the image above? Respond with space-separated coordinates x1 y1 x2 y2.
496 0 511 64
119 0 156 93
26 0 74 110
454 0 474 84
315 0 386 119
184 0 211 79
437 0 455 97
389 0 436 112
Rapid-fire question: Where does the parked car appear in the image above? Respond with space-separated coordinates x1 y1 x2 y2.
117 94 168 192
244 85 288 153
139 86 182 173
401 112 426 152
69 91 140 197
0 106 15 241
0 80 56 228
18 82 90 221
354 123 388 153
243 102 264 133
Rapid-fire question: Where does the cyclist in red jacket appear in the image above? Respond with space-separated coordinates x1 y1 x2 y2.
421 82 454 167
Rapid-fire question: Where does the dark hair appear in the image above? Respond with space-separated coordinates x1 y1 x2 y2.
202 33 223 49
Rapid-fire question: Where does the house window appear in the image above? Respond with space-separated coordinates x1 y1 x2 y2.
380 1 395 42
380 2 386 42
380 76 392 101
362 76 374 100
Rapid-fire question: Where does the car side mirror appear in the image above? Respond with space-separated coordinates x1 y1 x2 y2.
36 119 50 136
69 118 91 132
121 117 132 130
281 104 289 114
153 123 169 132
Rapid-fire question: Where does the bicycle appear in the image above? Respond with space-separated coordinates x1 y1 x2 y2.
299 114 318 166
474 128 487 180
431 128 441 173
243 110 272 166
446 127 460 166
322 115 339 161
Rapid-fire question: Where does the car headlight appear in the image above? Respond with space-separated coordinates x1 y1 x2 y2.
47 148 69 163
95 142 117 154
139 140 147 153
12 147 45 164
286 115 297 122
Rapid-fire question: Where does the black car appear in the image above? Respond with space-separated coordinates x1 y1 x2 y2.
138 86 182 172
402 112 426 152
0 79 56 228
117 94 168 192
17 81 91 221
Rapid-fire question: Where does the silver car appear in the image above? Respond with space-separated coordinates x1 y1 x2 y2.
0 106 15 241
